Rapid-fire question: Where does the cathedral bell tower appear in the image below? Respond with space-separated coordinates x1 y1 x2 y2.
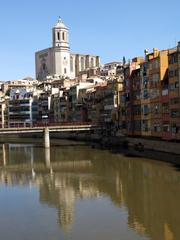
53 17 69 49
52 17 71 77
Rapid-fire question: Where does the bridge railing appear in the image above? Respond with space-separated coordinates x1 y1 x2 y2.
0 121 100 129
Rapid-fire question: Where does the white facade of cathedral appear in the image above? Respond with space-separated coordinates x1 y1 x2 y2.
35 18 100 81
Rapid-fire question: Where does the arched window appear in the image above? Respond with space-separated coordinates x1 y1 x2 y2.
70 56 73 72
57 32 60 41
62 32 65 40
91 57 94 67
43 63 46 70
81 57 85 71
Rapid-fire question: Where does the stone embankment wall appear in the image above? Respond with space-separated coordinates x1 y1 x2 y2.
126 137 180 155
52 132 180 155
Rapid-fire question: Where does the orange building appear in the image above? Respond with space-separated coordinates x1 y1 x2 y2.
168 44 180 140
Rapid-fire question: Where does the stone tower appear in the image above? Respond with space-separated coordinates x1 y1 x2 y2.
52 17 71 77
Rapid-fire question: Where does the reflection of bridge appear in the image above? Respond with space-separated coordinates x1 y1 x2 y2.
0 123 100 148
0 143 99 232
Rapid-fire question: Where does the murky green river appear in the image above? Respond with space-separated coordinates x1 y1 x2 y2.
0 138 179 240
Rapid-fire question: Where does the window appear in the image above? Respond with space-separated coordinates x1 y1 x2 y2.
153 104 160 114
133 91 140 100
175 81 179 88
171 109 179 118
170 98 179 105
163 124 170 132
134 120 141 131
64 68 67 74
57 32 60 41
62 32 65 40
153 124 161 132
172 124 180 133
81 57 85 71
143 76 148 87
152 74 159 83
125 93 130 101
143 89 148 99
175 69 178 76
150 89 159 99
43 63 46 70
162 103 169 113
152 59 159 69
142 120 149 131
170 82 179 90
162 89 168 96
142 63 148 75
143 105 149 115
91 57 94 67
169 56 173 64
133 105 141 115
168 53 178 64
173 54 178 63
169 70 174 78
70 56 73 72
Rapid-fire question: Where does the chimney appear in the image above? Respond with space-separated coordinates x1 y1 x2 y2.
177 41 180 52
144 49 148 61
153 48 158 58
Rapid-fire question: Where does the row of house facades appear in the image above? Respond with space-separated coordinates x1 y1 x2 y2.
121 44 180 141
0 43 180 141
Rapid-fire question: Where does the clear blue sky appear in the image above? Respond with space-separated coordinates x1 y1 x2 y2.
0 0 180 80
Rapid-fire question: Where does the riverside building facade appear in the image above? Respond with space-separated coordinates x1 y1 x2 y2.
8 88 35 127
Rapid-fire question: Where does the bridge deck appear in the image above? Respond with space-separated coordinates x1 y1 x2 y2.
0 124 101 134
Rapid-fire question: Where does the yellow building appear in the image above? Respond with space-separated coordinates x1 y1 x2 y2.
141 48 168 138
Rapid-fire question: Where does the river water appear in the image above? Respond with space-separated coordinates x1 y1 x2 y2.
0 138 179 240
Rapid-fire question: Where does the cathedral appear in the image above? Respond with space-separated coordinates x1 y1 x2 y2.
35 17 100 80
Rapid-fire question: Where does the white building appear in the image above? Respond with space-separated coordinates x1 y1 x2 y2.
8 88 35 127
35 17 100 81
100 62 122 77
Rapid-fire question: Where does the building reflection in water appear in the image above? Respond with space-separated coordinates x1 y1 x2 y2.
0 142 180 239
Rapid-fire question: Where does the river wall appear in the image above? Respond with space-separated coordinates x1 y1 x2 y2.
51 132 180 155
52 133 180 161
51 132 180 163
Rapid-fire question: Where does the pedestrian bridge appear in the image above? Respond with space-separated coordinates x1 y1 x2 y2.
0 123 101 148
